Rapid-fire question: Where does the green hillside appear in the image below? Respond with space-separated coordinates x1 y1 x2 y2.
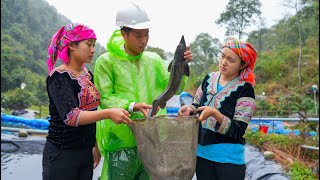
1 0 105 112
185 0 319 117
246 0 319 117
1 0 319 118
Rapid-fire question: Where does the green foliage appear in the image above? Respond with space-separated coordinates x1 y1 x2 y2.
1 0 319 119
186 0 318 113
257 99 270 111
29 105 49 119
247 0 319 50
216 0 262 39
277 94 315 116
288 161 317 180
301 98 316 114
145 46 166 60
1 88 32 110
244 129 304 147
1 0 71 97
186 33 221 92
1 108 11 115
190 33 221 61
245 129 319 160
0 0 108 111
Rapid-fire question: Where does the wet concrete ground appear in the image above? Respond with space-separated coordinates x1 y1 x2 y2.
1 133 288 180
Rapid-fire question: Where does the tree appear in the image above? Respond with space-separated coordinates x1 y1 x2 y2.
301 97 315 115
1 88 32 110
257 99 271 116
145 46 166 60
191 33 221 61
190 33 221 76
186 33 222 91
300 0 319 45
216 0 261 40
257 16 266 53
283 0 305 86
277 93 315 116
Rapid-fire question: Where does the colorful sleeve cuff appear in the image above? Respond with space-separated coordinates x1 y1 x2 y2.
233 97 256 124
64 108 82 127
217 116 231 135
193 85 203 105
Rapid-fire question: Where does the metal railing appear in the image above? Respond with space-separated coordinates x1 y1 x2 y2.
251 117 319 122
251 117 319 151
1 127 48 134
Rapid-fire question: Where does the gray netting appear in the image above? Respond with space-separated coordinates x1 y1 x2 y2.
128 115 199 180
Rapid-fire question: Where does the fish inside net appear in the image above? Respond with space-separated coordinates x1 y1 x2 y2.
128 115 199 180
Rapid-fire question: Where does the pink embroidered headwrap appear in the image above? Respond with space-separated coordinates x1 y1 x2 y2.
223 37 257 86
47 23 96 74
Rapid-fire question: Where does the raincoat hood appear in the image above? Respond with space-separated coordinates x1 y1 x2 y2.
107 30 143 61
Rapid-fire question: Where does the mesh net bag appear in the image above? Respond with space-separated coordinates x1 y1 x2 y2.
128 115 199 180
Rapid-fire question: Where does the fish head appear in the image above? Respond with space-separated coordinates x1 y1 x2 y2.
173 35 186 62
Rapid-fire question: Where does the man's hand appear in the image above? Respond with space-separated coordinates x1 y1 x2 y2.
178 105 193 116
184 46 193 63
134 103 152 116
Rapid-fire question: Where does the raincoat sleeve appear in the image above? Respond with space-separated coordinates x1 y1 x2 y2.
94 54 133 110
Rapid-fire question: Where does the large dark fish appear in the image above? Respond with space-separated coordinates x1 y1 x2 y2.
147 36 190 117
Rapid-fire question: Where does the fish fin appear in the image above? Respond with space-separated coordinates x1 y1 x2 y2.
184 63 190 77
168 60 173 72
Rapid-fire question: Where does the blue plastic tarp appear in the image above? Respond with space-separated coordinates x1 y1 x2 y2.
251 126 316 136
1 114 49 130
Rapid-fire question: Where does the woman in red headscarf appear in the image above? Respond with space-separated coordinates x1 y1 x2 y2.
179 37 257 180
43 23 132 180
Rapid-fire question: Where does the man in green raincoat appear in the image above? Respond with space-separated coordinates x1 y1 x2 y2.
94 2 193 179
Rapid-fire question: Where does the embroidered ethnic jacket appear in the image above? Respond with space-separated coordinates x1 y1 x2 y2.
192 72 256 145
46 66 100 149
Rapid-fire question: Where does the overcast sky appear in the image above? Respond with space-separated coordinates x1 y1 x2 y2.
46 0 293 53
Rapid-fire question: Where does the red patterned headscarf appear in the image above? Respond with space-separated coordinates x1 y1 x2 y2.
47 23 96 74
223 37 257 86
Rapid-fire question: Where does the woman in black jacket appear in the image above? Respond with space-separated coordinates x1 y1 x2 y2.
43 23 132 180
179 37 258 180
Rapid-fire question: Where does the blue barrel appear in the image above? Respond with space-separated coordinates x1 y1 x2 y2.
166 107 180 115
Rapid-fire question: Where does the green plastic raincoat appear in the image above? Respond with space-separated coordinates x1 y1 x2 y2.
94 30 188 179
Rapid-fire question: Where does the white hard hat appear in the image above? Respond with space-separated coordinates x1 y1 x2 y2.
116 2 151 29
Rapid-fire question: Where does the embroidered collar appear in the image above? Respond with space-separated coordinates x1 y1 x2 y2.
206 72 245 109
49 65 91 80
